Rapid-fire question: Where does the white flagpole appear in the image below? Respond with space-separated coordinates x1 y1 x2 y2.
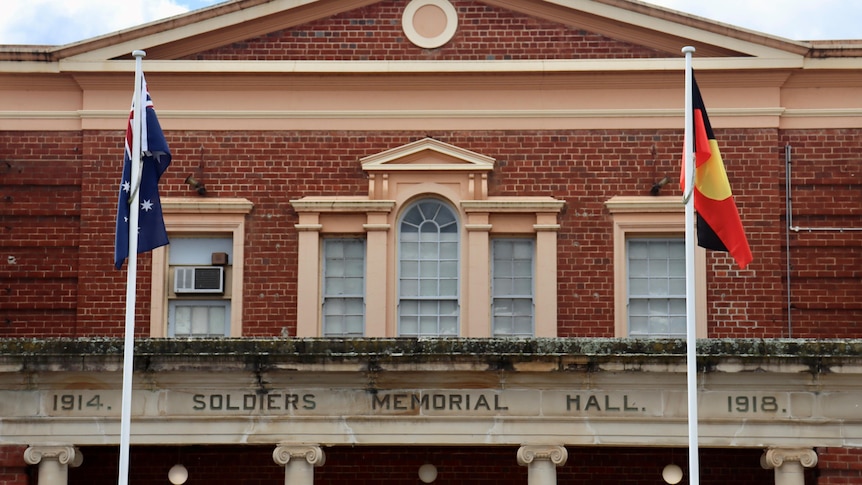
118 49 146 485
682 45 700 485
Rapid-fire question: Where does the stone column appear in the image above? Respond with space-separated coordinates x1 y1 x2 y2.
273 443 325 485
517 445 568 485
23 445 82 485
761 448 818 485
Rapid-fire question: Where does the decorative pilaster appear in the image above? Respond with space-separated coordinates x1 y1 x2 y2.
464 212 492 337
23 445 82 485
364 211 391 337
761 448 818 485
517 445 568 485
273 443 326 485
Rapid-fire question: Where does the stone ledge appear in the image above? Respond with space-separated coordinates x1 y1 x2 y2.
1 338 861 373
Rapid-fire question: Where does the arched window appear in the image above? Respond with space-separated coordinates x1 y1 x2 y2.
398 199 459 336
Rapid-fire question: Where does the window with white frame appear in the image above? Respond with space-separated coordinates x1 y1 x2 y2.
398 199 460 337
322 238 366 336
290 138 564 338
605 196 707 338
626 237 686 337
150 198 252 338
492 239 534 337
167 236 232 338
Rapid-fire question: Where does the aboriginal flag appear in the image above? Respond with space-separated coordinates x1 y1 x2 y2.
687 74 752 269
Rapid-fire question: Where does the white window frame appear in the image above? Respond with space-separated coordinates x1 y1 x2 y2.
168 299 231 337
322 238 366 337
290 138 564 338
397 198 460 337
491 238 535 337
605 196 707 338
626 237 686 337
150 198 253 338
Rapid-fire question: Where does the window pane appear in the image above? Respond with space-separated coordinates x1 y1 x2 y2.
344 315 364 335
440 316 458 335
343 278 363 294
402 261 419 278
400 279 418 297
493 278 513 295
439 241 458 258
419 261 437 277
629 298 649 316
398 199 460 336
669 277 686 295
648 278 668 296
629 315 649 335
439 278 458 296
627 238 686 337
170 301 230 338
513 316 533 334
175 307 191 335
512 277 532 295
419 279 440 297
324 278 344 294
208 306 225 335
630 278 649 295
323 239 365 336
439 261 458 278
169 237 232 265
669 315 687 335
492 239 534 337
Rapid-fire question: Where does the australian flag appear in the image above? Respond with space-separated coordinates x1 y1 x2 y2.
114 76 171 269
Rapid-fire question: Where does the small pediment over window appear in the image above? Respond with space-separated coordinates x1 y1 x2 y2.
360 138 495 172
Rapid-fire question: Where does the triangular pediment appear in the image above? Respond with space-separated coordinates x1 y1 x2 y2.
5 0 813 67
360 138 495 171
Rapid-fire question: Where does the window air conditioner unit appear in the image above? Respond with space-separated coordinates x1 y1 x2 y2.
174 266 224 294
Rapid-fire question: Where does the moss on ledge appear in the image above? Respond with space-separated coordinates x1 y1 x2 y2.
1 337 861 364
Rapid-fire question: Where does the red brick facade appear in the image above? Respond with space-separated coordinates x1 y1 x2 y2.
3 128 860 338
1 1 861 484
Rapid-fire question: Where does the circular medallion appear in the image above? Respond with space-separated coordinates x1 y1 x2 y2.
402 0 458 49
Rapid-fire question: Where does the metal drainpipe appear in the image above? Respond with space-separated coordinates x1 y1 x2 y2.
785 143 862 337
785 144 793 337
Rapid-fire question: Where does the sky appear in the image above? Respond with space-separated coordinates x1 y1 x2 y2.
0 0 859 46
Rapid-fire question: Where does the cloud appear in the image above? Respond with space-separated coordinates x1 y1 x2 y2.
1 0 857 45
643 0 862 40
0 0 196 45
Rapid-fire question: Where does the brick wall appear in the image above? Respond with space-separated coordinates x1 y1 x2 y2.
184 0 670 61
0 132 82 337
780 130 862 338
818 448 862 485
3 128 860 338
71 445 783 485
0 446 28 485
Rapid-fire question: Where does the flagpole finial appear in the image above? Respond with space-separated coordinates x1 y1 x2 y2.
682 46 695 55
132 50 147 58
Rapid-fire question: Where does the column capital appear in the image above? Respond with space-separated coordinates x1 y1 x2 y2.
517 445 568 467
23 445 83 467
272 443 326 467
761 448 818 469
